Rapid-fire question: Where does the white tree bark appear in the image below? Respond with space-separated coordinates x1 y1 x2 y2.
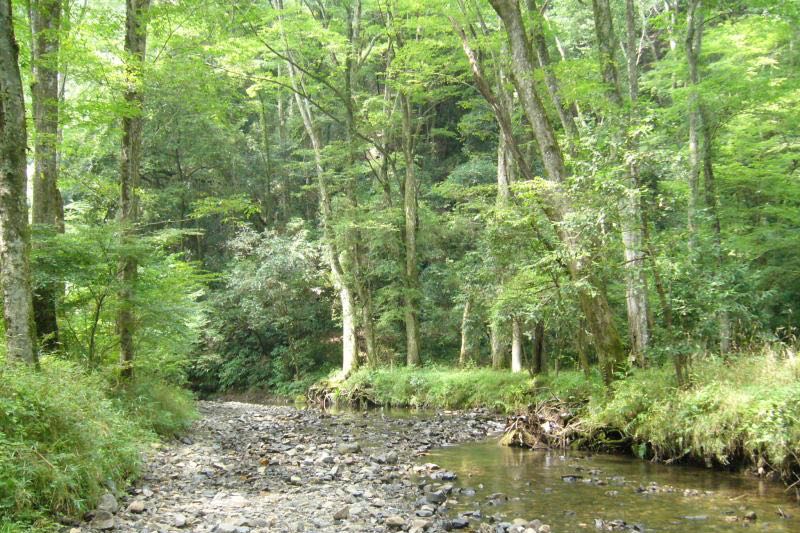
287 61 358 376
511 318 523 373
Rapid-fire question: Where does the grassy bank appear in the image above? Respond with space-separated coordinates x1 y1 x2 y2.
322 353 800 481
587 353 800 479
0 360 196 530
320 366 603 411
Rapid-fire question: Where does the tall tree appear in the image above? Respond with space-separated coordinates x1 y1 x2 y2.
0 0 38 365
488 0 626 383
589 0 650 365
685 0 730 353
28 0 63 350
685 0 702 240
118 0 151 378
400 93 421 366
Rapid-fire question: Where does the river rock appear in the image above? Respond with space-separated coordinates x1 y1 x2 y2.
443 517 469 529
385 515 406 528
75 401 502 533
337 442 361 454
173 513 187 527
411 518 431 530
126 499 145 513
96 493 119 514
90 510 115 530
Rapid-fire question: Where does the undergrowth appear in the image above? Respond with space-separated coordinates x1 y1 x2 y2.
327 366 604 412
586 352 800 479
0 360 196 526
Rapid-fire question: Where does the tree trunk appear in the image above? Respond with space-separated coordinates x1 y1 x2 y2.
0 0 37 365
497 133 511 204
118 0 150 379
576 319 591 376
624 0 639 102
342 0 378 367
591 0 623 105
28 0 63 351
700 105 730 353
490 321 505 369
685 0 730 353
685 0 702 241
531 320 545 375
401 94 421 367
339 281 358 375
287 62 358 376
621 192 649 366
591 0 650 366
526 0 579 141
459 298 472 367
511 318 523 373
489 0 626 384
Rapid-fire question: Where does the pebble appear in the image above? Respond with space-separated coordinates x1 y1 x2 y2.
73 401 500 532
173 512 187 527
126 499 145 513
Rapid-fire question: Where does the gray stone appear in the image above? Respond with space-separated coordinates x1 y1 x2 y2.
90 510 116 530
333 506 350 520
96 493 119 514
337 442 361 454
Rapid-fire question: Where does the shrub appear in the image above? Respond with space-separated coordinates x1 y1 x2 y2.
586 353 800 477
335 367 535 411
108 375 197 437
0 361 145 521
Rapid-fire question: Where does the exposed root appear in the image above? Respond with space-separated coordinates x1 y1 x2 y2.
306 378 378 409
501 399 582 449
306 381 335 408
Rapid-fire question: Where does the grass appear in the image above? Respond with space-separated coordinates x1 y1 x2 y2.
586 351 800 476
330 366 604 412
323 350 800 480
0 359 196 526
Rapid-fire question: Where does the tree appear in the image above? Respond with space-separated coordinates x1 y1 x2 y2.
0 0 38 365
118 0 151 378
28 0 63 351
488 0 626 383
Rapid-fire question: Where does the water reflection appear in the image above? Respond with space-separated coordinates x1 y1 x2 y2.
427 441 798 532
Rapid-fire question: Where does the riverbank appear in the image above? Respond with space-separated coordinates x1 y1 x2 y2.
62 400 797 533
320 354 800 484
68 401 513 532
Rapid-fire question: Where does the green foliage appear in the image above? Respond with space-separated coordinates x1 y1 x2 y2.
0 361 145 521
31 223 207 375
109 376 197 437
586 352 800 476
190 224 339 394
338 368 528 412
330 367 603 412
0 360 197 525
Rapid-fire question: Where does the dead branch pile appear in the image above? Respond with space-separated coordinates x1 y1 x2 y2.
500 399 584 449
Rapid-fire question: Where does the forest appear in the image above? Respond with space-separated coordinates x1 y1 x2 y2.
1 0 800 530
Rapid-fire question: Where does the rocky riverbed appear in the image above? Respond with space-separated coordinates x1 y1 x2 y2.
72 401 550 533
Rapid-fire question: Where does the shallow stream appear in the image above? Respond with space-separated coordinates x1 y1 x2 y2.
426 440 798 531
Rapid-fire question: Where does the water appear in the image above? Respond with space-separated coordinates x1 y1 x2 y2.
425 440 798 531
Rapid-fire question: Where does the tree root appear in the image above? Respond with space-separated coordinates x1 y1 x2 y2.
501 399 581 449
